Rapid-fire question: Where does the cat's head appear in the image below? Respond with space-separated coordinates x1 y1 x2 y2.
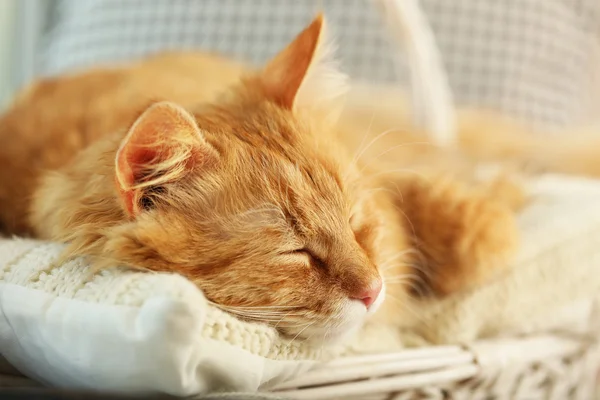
107 15 388 343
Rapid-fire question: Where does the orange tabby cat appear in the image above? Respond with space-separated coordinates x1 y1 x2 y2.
0 15 594 342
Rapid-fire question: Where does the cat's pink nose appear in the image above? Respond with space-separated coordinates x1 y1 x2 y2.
352 280 382 309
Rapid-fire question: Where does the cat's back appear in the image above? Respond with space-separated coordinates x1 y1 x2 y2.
0 51 245 235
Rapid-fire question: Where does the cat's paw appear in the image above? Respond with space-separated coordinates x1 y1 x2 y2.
397 176 519 296
426 190 518 295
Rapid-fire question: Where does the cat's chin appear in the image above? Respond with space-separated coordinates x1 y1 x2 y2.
300 322 364 347
280 282 387 346
278 304 365 346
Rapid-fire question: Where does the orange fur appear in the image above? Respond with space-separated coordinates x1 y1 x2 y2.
0 15 595 341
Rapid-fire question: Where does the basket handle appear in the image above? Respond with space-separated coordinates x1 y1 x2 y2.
375 0 457 146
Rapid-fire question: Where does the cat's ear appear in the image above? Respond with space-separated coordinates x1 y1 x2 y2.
260 14 348 118
115 101 217 216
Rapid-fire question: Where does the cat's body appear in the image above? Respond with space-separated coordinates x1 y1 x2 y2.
1 15 597 342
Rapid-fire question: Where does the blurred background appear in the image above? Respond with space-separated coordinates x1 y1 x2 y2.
0 0 16 108
1 0 600 132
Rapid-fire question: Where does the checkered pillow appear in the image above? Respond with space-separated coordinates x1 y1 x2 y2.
38 0 600 130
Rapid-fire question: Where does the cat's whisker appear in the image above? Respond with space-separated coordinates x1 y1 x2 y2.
370 168 431 183
393 205 417 239
235 318 309 327
273 321 317 329
352 128 406 167
385 279 427 297
384 280 424 293
404 261 434 280
218 310 292 318
380 260 420 274
210 304 305 313
208 303 307 322
226 309 304 315
414 284 433 298
345 127 408 180
217 310 306 319
358 141 434 175
383 275 422 284
213 304 304 310
385 271 432 298
390 180 406 211
377 248 422 271
352 111 376 166
229 314 306 320
319 327 331 356
274 311 300 329
287 321 317 347
301 314 333 346
226 310 305 317
384 259 433 284
384 294 432 328
385 270 424 280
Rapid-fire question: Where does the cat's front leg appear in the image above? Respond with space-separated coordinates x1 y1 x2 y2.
387 173 522 296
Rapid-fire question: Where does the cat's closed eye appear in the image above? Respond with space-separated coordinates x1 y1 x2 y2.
286 249 311 258
289 249 327 269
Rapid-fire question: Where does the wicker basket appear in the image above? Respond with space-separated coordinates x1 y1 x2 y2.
271 332 600 399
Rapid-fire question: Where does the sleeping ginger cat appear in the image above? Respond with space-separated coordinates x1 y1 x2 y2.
0 15 597 343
